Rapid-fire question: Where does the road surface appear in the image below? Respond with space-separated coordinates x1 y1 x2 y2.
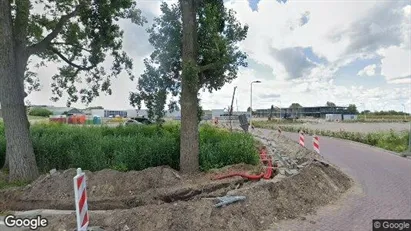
261 129 411 231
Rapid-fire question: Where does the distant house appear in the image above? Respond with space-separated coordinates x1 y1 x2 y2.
66 108 84 115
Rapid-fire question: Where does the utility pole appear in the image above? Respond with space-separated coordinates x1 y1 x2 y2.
229 86 237 131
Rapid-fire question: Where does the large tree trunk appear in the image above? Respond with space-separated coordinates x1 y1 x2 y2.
179 0 200 173
0 0 39 181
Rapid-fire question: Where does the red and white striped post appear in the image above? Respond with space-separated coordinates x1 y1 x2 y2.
73 168 89 231
299 131 305 147
313 135 320 154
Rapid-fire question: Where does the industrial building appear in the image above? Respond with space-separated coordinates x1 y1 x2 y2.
211 109 249 120
255 106 349 118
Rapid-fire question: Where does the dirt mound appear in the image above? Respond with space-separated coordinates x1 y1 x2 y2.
41 162 351 231
0 165 255 211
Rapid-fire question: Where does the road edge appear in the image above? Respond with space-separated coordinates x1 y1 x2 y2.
272 129 411 161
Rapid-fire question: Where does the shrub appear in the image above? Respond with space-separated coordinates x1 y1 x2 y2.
0 123 259 173
274 125 409 153
28 108 53 117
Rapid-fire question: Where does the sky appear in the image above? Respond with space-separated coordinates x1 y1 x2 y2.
27 0 411 113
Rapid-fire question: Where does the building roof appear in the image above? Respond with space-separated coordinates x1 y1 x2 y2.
67 108 84 114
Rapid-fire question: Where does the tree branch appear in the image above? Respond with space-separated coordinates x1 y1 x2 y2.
50 47 94 71
28 5 81 54
51 42 93 52
199 62 219 73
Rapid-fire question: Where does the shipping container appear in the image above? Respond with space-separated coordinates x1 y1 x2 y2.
325 114 342 121
343 114 358 121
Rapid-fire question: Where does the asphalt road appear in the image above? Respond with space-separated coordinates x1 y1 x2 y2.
262 129 411 231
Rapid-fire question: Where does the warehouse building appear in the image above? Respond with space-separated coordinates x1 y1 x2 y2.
255 106 349 118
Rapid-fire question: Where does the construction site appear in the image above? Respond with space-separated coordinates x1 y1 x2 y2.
0 120 353 231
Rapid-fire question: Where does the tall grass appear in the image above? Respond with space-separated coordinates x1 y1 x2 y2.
254 123 409 153
0 123 259 172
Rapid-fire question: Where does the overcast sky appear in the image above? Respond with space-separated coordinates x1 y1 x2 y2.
27 0 411 112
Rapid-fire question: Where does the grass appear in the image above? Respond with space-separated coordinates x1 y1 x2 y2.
253 121 409 153
355 115 411 123
0 180 29 190
0 122 259 173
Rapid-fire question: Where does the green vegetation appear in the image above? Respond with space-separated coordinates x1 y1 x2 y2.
0 123 259 173
357 114 411 122
254 122 409 153
253 120 304 126
130 2 248 122
28 108 53 117
361 110 409 116
0 180 29 190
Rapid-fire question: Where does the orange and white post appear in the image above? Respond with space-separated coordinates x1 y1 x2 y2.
299 131 305 147
73 168 89 231
313 135 320 154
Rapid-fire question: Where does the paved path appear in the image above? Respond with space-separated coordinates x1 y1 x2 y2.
260 129 411 231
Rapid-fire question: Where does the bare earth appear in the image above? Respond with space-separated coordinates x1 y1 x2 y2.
0 131 352 231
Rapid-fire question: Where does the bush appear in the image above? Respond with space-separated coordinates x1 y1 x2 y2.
0 122 259 173
28 108 53 117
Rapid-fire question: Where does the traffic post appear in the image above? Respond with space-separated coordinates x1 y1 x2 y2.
313 135 320 154
73 168 89 231
299 131 305 147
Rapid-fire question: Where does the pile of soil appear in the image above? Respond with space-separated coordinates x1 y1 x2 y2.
41 162 351 231
0 164 258 211
258 129 320 158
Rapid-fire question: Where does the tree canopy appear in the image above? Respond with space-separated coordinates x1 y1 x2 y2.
14 0 145 105
0 0 145 181
129 1 248 122
326 101 336 107
289 103 302 108
347 104 358 114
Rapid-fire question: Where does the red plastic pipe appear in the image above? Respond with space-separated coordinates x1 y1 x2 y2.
212 147 276 181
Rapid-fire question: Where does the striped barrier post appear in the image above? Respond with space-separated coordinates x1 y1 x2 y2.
313 135 320 154
299 131 305 147
73 168 89 231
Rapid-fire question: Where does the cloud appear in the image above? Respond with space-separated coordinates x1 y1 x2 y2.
379 46 411 84
357 64 377 77
270 47 316 79
331 1 408 55
25 0 411 114
289 11 310 30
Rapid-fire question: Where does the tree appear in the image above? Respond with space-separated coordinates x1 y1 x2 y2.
326 101 336 107
130 0 248 173
289 103 302 108
0 0 145 181
347 104 358 114
247 107 252 112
